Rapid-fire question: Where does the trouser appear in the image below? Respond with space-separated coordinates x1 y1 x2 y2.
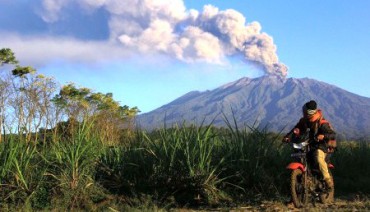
314 149 331 180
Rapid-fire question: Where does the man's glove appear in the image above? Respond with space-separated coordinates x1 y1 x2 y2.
282 136 290 143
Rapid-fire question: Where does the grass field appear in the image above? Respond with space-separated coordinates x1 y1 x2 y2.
0 122 369 211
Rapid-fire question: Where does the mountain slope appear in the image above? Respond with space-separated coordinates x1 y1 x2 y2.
138 76 370 140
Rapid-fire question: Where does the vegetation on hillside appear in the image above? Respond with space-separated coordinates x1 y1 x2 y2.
0 48 369 210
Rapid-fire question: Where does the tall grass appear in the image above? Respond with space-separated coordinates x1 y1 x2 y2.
331 141 370 195
0 136 46 208
145 124 229 206
44 122 106 210
218 120 291 201
97 123 230 206
0 120 369 210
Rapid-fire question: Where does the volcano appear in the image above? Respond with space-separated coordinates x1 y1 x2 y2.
137 76 370 140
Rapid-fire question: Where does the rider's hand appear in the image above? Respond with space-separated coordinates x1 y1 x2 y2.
282 137 290 143
317 134 325 141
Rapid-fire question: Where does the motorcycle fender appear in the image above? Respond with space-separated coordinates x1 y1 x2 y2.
328 163 335 169
286 162 305 172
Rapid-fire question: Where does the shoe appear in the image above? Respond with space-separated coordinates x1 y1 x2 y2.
324 178 334 190
285 198 295 208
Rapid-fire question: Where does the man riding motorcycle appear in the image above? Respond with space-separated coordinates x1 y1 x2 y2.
283 100 336 190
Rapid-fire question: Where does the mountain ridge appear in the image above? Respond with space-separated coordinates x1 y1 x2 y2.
138 76 370 140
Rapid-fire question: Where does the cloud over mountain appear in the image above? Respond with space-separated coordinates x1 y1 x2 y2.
1 0 287 76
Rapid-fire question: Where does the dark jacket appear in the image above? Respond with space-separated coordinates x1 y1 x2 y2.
287 110 336 152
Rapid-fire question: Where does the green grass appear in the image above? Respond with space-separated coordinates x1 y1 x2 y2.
0 122 369 210
331 140 370 195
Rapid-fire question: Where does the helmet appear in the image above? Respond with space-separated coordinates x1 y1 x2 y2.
302 100 317 118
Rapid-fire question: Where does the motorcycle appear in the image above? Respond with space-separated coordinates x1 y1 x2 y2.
286 128 335 208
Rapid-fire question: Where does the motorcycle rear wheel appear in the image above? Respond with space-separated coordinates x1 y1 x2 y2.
290 169 308 208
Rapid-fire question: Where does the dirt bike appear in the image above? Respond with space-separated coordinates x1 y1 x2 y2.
286 128 335 208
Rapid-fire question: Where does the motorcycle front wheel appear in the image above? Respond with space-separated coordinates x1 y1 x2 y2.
290 169 308 208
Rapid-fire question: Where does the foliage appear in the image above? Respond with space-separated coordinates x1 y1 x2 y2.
12 66 36 78
0 136 47 207
144 124 230 206
52 83 139 144
219 120 291 201
1 123 369 210
0 48 18 65
331 141 370 195
0 48 139 145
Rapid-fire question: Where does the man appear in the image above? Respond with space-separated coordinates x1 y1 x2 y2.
283 100 336 189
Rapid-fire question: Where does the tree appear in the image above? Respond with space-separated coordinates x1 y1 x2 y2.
0 48 18 66
1 48 59 143
0 48 18 142
10 66 38 142
1 48 139 144
53 84 140 144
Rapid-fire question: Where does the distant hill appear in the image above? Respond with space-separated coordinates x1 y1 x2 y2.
137 76 370 140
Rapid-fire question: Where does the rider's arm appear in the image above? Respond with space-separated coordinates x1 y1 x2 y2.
283 118 307 142
291 118 307 134
318 122 336 142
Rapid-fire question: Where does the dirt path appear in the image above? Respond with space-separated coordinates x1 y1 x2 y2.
174 197 370 212
234 198 370 211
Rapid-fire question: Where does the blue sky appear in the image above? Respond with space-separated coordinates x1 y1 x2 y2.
1 0 369 113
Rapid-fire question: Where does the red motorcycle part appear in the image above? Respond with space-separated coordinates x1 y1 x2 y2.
286 162 305 172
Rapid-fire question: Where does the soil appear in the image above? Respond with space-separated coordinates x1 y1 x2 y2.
173 196 370 212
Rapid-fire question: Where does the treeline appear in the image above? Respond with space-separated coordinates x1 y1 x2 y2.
0 48 139 145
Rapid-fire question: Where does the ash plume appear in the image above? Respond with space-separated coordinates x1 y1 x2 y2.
40 0 288 77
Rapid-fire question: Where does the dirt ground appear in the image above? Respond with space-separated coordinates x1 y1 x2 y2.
173 196 370 212
233 198 370 212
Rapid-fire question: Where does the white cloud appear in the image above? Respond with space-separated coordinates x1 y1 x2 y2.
8 0 288 76
40 0 71 23
0 33 129 67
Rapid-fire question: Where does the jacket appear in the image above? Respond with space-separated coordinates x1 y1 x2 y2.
287 110 336 152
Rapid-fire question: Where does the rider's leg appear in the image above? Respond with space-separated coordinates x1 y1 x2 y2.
315 149 333 189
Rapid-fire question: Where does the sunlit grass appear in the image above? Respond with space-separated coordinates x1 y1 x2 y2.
0 121 368 210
